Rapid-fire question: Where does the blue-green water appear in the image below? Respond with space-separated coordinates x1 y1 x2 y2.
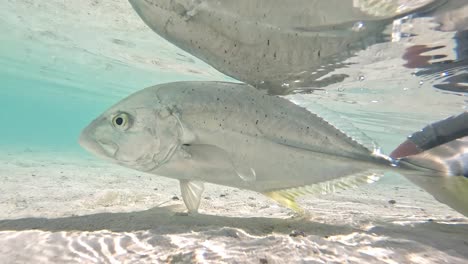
0 28 226 152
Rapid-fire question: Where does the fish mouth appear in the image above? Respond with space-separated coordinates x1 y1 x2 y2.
79 127 118 161
129 0 196 37
129 0 173 34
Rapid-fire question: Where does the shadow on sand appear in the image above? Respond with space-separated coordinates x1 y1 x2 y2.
0 205 354 236
0 205 467 257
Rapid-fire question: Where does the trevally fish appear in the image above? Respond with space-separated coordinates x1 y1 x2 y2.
128 0 440 94
79 81 468 216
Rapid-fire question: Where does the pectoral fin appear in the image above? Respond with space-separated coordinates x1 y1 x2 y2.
182 144 256 182
180 180 205 213
264 171 382 214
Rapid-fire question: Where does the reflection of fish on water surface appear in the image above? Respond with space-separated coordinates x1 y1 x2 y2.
79 81 468 216
128 0 443 94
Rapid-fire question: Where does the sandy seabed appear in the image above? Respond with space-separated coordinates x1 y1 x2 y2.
0 149 467 263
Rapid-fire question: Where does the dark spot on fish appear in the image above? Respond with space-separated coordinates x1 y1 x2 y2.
256 120 259 125
265 114 268 118
427 219 434 222
388 199 396 205
172 196 179 201
224 50 227 54
183 144 191 147
317 50 321 58
153 188 158 191
204 197 211 200
267 39 270 46
220 194 227 197
259 258 268 264
217 97 220 101
273 52 277 59
307 126 310 129
111 38 136 48
219 124 222 127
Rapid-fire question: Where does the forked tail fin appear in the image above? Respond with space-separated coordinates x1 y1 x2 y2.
398 137 468 177
392 112 468 216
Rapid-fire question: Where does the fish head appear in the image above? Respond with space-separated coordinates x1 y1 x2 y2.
129 0 197 38
79 89 182 172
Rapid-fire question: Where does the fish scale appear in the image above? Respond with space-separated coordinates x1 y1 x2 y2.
155 82 375 161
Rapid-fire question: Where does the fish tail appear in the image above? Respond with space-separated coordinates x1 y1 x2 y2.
394 136 468 216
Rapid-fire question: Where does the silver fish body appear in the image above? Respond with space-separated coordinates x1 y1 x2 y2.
80 81 467 215
153 82 389 183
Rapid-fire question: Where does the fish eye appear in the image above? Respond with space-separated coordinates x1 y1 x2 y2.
115 117 124 126
112 113 130 129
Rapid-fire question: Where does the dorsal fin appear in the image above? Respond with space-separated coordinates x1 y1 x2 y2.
288 95 383 157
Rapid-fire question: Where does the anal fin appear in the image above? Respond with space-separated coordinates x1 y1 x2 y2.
180 180 205 213
263 171 383 213
264 191 305 214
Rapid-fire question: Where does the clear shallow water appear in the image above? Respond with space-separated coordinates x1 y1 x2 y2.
1 0 467 263
0 0 229 151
